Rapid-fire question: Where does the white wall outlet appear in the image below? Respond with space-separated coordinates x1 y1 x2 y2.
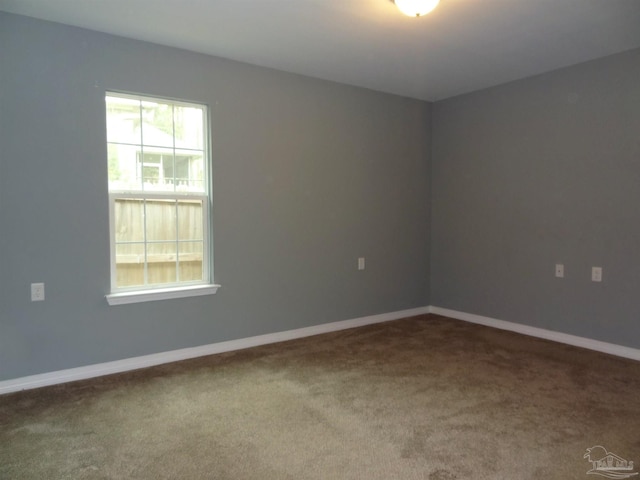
31 283 45 301
591 267 602 282
358 257 365 270
555 264 564 278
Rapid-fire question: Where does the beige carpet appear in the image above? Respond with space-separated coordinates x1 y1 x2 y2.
2 314 640 479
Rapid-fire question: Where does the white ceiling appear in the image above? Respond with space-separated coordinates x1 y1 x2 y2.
2 0 640 101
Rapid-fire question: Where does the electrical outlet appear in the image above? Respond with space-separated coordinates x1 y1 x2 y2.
358 257 365 270
555 264 564 278
31 283 45 301
591 267 602 282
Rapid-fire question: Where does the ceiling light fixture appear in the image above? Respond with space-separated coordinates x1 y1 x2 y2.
392 0 440 17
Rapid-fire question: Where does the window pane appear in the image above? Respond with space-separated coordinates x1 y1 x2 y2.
177 198 203 241
115 243 145 288
142 100 174 148
174 106 204 150
145 199 177 242
175 153 205 193
147 242 177 285
108 144 142 191
106 96 141 145
179 241 203 282
140 148 175 192
114 198 144 242
174 156 189 186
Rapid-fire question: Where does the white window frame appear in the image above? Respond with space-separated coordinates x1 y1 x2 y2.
104 91 219 305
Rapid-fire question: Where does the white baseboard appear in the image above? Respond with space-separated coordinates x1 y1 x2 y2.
0 306 430 395
6 305 636 396
429 306 640 362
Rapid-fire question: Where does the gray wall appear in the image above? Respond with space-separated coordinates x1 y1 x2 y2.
0 13 432 381
431 47 640 348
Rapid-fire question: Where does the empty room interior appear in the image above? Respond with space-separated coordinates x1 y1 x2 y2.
1 1 640 478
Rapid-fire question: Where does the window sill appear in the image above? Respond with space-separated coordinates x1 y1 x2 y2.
106 284 220 306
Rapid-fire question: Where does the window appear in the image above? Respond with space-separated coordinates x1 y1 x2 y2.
105 92 217 305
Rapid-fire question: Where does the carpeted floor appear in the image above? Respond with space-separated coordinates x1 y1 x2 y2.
2 314 640 479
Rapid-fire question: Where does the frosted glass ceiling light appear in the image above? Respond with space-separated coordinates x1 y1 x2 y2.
393 0 440 17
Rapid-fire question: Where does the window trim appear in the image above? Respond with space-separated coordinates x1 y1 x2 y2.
105 91 219 304
106 283 219 306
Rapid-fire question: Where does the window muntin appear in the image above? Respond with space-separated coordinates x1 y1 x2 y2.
106 93 210 293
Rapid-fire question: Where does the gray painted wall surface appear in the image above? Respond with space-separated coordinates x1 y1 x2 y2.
0 13 432 380
431 48 640 348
